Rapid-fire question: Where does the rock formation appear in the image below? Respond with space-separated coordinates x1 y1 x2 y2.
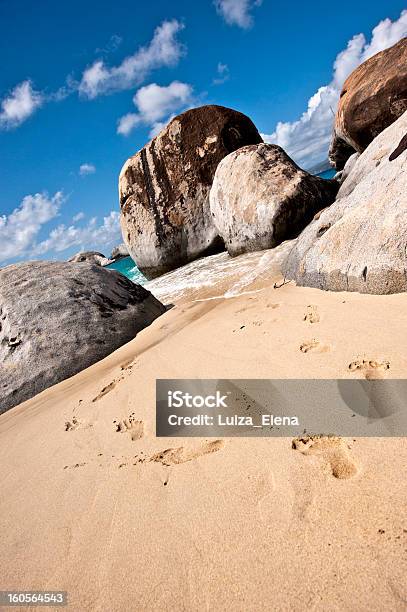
111 243 129 260
0 261 166 413
283 111 407 294
329 135 357 171
330 37 407 169
209 144 339 256
119 105 263 279
68 251 113 266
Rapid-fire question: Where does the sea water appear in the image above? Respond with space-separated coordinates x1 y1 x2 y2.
317 168 336 179
105 256 146 284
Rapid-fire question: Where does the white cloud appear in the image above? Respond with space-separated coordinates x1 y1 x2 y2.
117 81 193 136
214 0 262 29
79 20 185 98
0 76 79 130
96 34 123 55
33 211 121 255
79 163 96 176
47 75 78 102
117 113 140 136
213 62 230 85
262 10 407 169
0 20 185 128
0 192 121 263
0 192 63 262
0 80 43 130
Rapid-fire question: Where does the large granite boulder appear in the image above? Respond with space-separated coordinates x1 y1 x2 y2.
330 37 407 169
119 105 263 279
282 111 407 294
111 243 129 260
68 251 113 266
209 144 339 256
0 261 166 413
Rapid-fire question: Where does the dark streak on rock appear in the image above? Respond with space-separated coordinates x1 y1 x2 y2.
140 148 163 247
389 133 407 161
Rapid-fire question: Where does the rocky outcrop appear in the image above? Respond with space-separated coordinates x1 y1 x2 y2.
209 144 339 256
0 261 166 413
111 243 129 260
329 135 357 170
330 37 407 169
119 105 263 279
68 251 113 266
282 111 407 294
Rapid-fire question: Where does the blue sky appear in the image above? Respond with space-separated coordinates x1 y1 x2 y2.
1 0 406 265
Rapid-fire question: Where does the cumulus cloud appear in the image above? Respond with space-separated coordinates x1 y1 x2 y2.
262 10 407 169
0 20 185 128
117 80 193 136
33 211 121 255
0 192 63 262
79 20 185 98
0 76 80 130
0 192 121 263
214 0 262 29
213 62 230 85
79 163 96 176
0 80 43 130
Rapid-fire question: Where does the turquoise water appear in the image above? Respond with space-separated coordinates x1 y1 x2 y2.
106 256 146 284
317 168 336 179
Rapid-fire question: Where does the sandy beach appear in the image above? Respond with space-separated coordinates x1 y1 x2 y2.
1 261 406 611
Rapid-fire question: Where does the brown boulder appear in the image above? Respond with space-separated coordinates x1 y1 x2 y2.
119 105 263 279
329 134 357 171
330 37 407 169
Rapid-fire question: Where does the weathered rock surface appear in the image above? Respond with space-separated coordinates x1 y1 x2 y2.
209 144 339 256
111 243 129 260
0 261 166 413
339 152 360 186
119 105 263 279
283 111 407 294
68 251 113 266
330 37 407 169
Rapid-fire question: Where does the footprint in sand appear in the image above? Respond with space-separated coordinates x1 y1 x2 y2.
114 414 144 441
150 440 224 466
292 435 358 479
303 305 320 324
92 380 118 402
64 417 92 432
64 462 87 469
299 339 329 353
120 359 136 372
348 358 390 379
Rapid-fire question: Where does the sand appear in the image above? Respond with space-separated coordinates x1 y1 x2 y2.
0 257 407 611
